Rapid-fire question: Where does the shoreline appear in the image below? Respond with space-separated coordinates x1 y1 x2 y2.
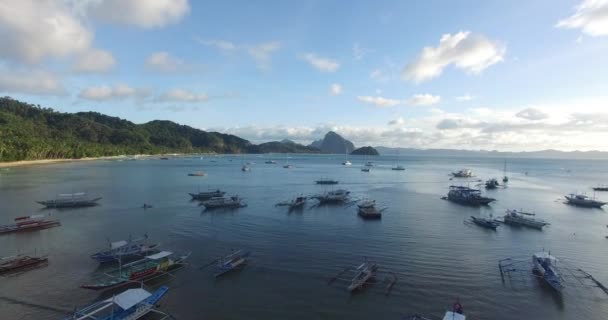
0 156 118 168
0 153 217 168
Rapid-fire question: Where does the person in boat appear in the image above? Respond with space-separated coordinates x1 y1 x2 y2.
142 203 153 209
453 300 464 314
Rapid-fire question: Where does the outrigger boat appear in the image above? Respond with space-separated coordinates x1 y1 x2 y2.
532 251 564 292
408 300 466 320
312 189 350 204
592 184 608 191
565 193 606 208
0 214 60 235
315 178 339 185
276 196 307 209
201 195 247 209
357 200 383 219
64 286 171 320
468 216 500 230
0 253 48 275
90 235 160 263
347 260 378 292
503 209 548 230
484 178 499 189
451 169 473 178
328 259 397 296
189 189 226 201
214 250 250 277
81 251 190 290
444 186 495 206
36 192 101 208
499 251 608 297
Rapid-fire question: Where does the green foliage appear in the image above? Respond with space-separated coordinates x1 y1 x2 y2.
0 97 252 162
351 146 379 156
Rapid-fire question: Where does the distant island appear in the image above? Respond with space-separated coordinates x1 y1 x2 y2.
308 131 354 154
351 146 379 156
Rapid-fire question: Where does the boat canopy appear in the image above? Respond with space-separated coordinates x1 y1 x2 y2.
442 311 466 320
111 240 128 249
58 192 86 197
108 288 151 310
146 251 173 260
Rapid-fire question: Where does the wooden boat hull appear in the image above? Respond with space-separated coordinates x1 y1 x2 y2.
36 197 101 208
0 256 48 274
0 220 61 235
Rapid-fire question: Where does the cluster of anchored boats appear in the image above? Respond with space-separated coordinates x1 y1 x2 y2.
444 168 607 232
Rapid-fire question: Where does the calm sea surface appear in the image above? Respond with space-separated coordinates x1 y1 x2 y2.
1 154 607 320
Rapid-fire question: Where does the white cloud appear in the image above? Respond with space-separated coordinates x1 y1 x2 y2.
456 94 474 101
72 49 116 73
330 83 343 96
88 0 190 29
196 38 237 51
145 52 183 72
247 42 281 70
403 31 505 83
302 53 340 72
0 70 64 95
357 96 401 107
214 97 608 151
78 84 141 101
407 94 441 106
198 38 280 69
157 88 209 103
0 0 92 64
388 117 405 126
515 108 549 120
556 0 608 36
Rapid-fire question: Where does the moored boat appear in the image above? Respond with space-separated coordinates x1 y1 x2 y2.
0 254 48 274
81 251 189 290
64 286 170 320
276 196 307 209
565 193 606 208
357 200 382 219
241 165 250 172
187 171 207 176
189 189 226 201
36 192 101 208
201 195 247 209
391 165 405 171
446 186 495 206
469 216 500 230
592 185 608 191
503 209 548 229
451 169 473 178
90 235 160 264
214 250 250 277
265 160 277 164
315 178 339 185
532 251 564 292
485 178 499 189
0 215 61 235
312 189 350 204
347 260 378 292
342 160 352 166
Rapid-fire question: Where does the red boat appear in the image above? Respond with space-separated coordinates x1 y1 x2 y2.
0 254 48 274
0 215 61 235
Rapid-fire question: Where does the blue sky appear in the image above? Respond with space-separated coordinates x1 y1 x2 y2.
1 0 608 151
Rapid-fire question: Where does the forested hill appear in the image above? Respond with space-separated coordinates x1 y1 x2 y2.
0 97 252 161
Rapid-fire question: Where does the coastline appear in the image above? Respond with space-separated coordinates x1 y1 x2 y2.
0 157 114 168
0 153 214 168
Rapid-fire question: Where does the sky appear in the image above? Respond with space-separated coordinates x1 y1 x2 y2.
1 0 608 151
